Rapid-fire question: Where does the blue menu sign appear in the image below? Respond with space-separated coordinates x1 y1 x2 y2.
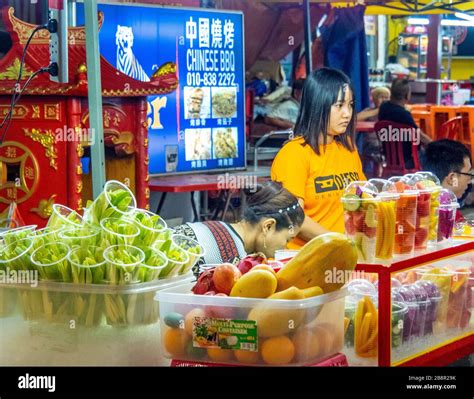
77 3 245 174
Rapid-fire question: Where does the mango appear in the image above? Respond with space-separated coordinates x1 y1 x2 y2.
247 286 306 337
276 232 358 292
230 269 277 298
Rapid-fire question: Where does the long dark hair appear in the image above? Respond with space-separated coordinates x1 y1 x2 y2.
294 67 356 155
242 181 305 231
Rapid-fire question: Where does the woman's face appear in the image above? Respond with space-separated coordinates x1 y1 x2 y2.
373 92 390 108
328 86 354 137
255 220 300 258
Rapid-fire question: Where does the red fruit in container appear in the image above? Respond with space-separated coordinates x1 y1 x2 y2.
212 263 241 295
237 254 266 274
364 226 377 238
352 211 366 231
417 200 430 217
344 214 356 235
192 268 216 295
415 228 428 246
206 293 235 319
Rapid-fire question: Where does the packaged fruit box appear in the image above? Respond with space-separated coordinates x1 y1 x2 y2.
156 283 347 366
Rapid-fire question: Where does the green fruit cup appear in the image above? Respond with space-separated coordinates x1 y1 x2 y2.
171 234 205 275
132 208 168 247
31 242 72 282
0 237 35 271
159 244 189 279
47 204 83 230
102 245 145 285
31 226 65 250
0 225 36 247
100 218 140 247
59 225 101 249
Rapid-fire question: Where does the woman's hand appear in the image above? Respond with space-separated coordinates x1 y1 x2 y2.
296 198 329 241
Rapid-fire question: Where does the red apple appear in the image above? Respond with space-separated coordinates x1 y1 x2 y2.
212 263 241 295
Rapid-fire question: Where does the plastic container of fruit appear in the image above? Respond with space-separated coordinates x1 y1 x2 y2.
436 189 459 244
156 284 347 366
391 301 408 349
388 176 419 256
342 182 381 264
414 172 442 245
414 280 442 335
404 174 432 251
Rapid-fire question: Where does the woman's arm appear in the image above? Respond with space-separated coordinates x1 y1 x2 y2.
296 198 329 241
357 108 378 122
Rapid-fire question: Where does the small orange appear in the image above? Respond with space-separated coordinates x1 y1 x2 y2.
163 328 189 357
184 308 206 336
313 325 336 357
261 336 295 365
207 348 234 363
234 349 260 364
292 328 320 362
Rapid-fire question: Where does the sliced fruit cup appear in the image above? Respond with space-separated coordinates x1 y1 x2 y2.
414 189 431 251
344 299 357 347
68 246 106 285
31 242 72 282
446 268 470 329
0 225 37 247
414 280 442 336
393 192 418 256
427 188 441 244
58 225 101 250
160 245 190 279
354 294 379 358
342 185 379 264
100 217 140 247
391 302 408 349
437 190 459 244
31 226 65 250
416 268 454 333
102 245 145 285
47 204 83 230
132 208 168 247
138 248 169 282
375 194 398 263
0 237 34 271
392 287 418 341
171 234 205 275
83 180 137 225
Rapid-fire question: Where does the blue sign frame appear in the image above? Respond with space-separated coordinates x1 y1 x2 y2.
76 2 246 175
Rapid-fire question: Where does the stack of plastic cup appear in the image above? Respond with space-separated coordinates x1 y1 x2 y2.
437 189 459 244
414 172 442 246
342 182 379 263
388 177 419 256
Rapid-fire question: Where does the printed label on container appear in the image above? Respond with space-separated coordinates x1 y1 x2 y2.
192 317 257 351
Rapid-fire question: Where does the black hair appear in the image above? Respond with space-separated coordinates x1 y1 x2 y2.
422 139 471 182
391 78 411 101
294 67 356 155
242 181 305 231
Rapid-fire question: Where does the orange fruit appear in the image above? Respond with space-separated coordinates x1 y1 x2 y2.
207 348 234 363
234 349 260 364
163 328 189 357
261 336 295 365
313 325 336 357
184 308 206 336
292 328 320 362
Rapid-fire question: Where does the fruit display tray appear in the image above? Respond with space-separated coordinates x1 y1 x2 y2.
353 239 474 366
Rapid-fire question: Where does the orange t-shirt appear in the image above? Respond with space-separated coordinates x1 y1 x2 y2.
271 137 366 248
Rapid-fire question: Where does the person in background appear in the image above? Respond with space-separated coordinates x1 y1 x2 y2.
172 181 305 275
357 86 390 122
422 139 473 221
379 78 432 168
271 67 366 249
263 79 304 130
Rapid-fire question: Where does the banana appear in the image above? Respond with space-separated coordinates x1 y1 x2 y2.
375 203 384 257
357 312 372 355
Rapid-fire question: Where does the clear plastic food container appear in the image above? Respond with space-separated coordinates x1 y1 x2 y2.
47 204 83 230
388 177 419 256
414 172 442 245
157 284 347 366
437 189 459 244
171 234 205 275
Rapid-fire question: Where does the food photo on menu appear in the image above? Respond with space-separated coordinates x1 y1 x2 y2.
184 87 211 119
212 127 238 159
211 87 237 119
185 128 212 161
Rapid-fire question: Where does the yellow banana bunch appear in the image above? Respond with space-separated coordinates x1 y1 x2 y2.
375 201 396 260
355 296 378 358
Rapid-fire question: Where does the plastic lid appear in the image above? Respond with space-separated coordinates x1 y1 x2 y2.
414 171 441 187
438 189 459 209
343 181 378 198
392 301 408 315
414 279 441 299
404 173 434 194
347 278 377 298
387 176 418 195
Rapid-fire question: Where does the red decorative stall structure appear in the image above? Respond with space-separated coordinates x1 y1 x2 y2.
0 7 178 227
